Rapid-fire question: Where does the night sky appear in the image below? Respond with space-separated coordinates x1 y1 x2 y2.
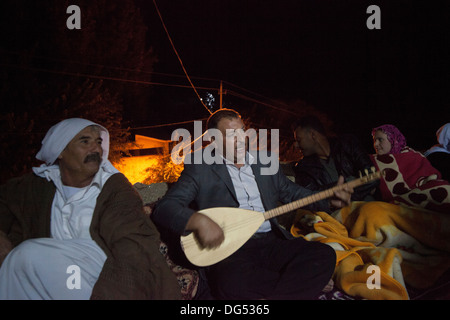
2 0 449 154
136 0 450 151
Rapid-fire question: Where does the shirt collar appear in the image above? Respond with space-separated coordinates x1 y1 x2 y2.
43 165 105 200
220 151 254 167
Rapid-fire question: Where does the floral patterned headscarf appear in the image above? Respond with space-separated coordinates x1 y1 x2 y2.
372 124 407 154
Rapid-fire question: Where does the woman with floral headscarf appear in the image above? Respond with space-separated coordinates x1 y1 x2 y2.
372 124 407 155
370 124 450 213
424 123 450 181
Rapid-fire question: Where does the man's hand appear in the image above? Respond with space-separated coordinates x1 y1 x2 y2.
185 212 225 249
330 176 353 209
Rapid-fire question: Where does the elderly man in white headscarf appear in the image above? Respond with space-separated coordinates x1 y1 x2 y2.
0 118 180 300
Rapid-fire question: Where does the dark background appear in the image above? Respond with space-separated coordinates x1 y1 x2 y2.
0 0 449 183
136 0 450 150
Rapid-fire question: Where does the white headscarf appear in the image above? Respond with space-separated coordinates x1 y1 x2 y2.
424 123 450 157
33 118 119 177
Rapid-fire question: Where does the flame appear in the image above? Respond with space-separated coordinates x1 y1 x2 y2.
113 154 183 185
113 155 161 185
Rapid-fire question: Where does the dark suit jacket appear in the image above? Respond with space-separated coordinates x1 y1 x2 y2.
152 150 329 239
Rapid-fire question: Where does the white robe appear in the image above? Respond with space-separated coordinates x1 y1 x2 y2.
0 166 115 300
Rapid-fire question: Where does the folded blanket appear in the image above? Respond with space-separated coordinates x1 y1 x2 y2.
291 201 450 300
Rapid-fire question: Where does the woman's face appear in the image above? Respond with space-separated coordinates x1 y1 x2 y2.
373 130 392 155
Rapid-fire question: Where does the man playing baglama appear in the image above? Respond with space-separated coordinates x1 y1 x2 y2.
0 118 180 300
152 108 353 300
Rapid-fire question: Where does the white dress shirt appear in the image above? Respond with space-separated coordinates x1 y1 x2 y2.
222 152 272 233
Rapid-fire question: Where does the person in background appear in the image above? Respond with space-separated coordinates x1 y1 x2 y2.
371 124 450 213
292 115 379 212
424 123 450 181
0 118 180 300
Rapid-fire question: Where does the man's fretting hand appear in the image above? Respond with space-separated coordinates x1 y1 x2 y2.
330 175 353 208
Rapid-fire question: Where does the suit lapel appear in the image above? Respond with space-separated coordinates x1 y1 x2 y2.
211 163 238 202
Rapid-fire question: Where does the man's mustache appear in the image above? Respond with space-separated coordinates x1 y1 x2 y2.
84 152 102 164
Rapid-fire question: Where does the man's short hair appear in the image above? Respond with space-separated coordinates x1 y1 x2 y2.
291 115 326 136
206 108 241 130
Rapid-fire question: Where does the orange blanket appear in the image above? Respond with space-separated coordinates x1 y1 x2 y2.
291 201 450 300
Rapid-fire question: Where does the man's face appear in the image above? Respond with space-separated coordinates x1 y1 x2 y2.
294 126 316 157
216 117 246 164
58 126 104 187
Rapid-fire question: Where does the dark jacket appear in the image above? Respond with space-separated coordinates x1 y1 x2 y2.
0 172 181 300
293 134 380 205
427 152 450 182
152 150 330 240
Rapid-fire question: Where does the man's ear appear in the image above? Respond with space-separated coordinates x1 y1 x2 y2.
58 145 69 160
